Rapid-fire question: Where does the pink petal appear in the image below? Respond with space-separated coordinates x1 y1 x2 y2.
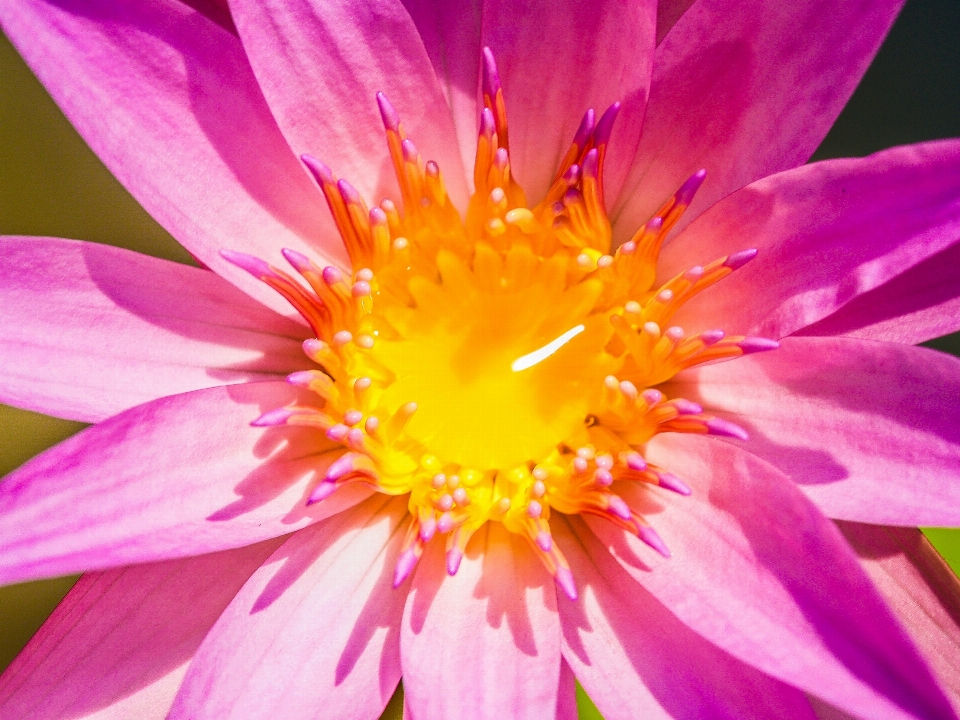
402 0 483 176
800 239 960 344
655 0 697 45
667 336 960 526
169 496 407 720
554 515 815 720
0 539 281 720
613 0 904 241
0 0 342 317
401 523 561 719
0 381 370 585
837 521 960 713
590 434 956 720
226 0 470 209
556 660 578 720
481 0 657 204
658 140 960 338
0 236 310 423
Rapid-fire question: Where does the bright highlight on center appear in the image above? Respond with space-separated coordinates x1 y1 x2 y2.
511 324 586 372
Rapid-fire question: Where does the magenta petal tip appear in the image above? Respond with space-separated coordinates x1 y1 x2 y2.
536 530 553 552
638 526 671 558
607 495 633 521
626 452 647 472
337 178 361 205
700 329 725 345
220 249 271 278
286 370 316 386
739 337 780 354
555 567 578 601
393 549 419 588
376 91 400 131
572 108 596 147
657 472 692 496
481 46 501 95
281 247 311 271
706 417 749 441
251 407 294 427
446 548 463 576
675 168 707 206
724 248 758 270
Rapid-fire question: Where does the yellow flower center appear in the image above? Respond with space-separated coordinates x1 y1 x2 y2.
227 49 775 598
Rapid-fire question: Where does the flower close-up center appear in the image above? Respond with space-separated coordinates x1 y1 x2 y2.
227 49 778 600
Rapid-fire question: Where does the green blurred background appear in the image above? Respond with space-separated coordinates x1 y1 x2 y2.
1 1 959 718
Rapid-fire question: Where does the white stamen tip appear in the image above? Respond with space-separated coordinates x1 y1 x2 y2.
332 330 353 346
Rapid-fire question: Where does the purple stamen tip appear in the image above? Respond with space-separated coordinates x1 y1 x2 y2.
301 154 334 185
307 481 337 505
325 453 357 483
446 548 464 576
437 512 455 534
592 101 621 147
251 407 294 427
369 207 387 226
638 526 671 558
607 495 633 521
480 107 496 136
220 249 272 279
481 46 502 95
706 417 749 441
393 549 419 588
562 164 581 185
536 530 553 552
626 453 647 472
673 399 704 416
555 567 578 601
281 247 311 272
646 216 664 231
658 472 692 496
724 248 758 270
401 138 419 163
700 329 726 345
419 517 436 542
582 148 599 178
675 168 707 206
303 338 325 356
572 108 596 147
286 370 316 387
739 337 780 354
337 178 361 205
494 147 509 170
322 265 343 285
425 160 440 177
376 91 400 131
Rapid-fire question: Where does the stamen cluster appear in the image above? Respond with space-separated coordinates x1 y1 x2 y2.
225 49 776 599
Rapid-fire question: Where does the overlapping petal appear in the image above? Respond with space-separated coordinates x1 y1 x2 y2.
555 516 816 720
401 524 561 720
0 0 341 316
838 522 960 713
226 0 470 210
170 496 406 720
658 140 960 338
0 539 282 720
0 382 370 585
614 0 904 240
0 236 310 423
589 435 956 720
667 337 960 526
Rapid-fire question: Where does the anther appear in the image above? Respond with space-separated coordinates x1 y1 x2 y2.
619 380 638 401
453 487 469 506
432 473 447 489
624 300 641 314
576 446 596 460
527 500 543 518
332 330 352 346
364 416 380 434
594 469 613 487
624 451 647 472
573 457 589 474
536 531 553 552
322 266 343 286
724 248 758 270
343 409 363 426
447 474 461 489
392 237 409 250
532 480 546 498
437 494 454 511
643 322 660 337
356 334 375 349
533 467 549 482
665 326 685 342
497 497 512 513
356 267 374 282
597 254 614 268
326 424 349 442
351 281 371 297
657 289 674 303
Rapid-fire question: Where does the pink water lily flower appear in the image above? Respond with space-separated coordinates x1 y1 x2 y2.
2 0 960 718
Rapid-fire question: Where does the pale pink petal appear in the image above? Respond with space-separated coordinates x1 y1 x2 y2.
0 539 282 720
0 236 310 423
667 337 960 526
554 515 815 720
179 0 233 31
658 140 960 338
169 497 406 720
837 522 960 713
613 0 904 241
589 434 955 720
226 0 469 209
401 523 561 719
482 0 657 204
0 382 370 585
401 0 483 176
0 0 342 317
800 239 960 344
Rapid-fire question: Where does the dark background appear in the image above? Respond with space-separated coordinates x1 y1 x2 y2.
1 1 959 717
